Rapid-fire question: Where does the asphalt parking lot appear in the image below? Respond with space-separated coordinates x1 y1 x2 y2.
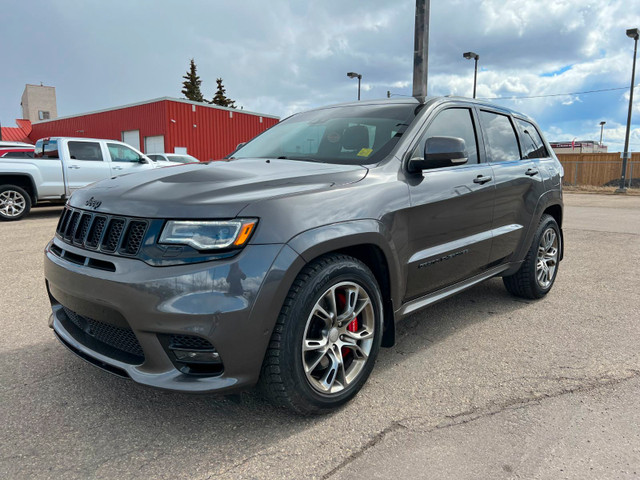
1 193 639 480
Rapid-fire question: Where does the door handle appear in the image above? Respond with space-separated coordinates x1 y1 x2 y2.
112 166 123 170
525 168 539 176
473 175 492 184
68 165 80 169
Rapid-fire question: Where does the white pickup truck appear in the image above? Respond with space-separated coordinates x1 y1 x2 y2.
0 137 155 221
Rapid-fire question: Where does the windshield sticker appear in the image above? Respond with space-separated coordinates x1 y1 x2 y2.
357 148 373 157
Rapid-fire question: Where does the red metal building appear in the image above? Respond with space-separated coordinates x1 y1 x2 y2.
28 97 279 161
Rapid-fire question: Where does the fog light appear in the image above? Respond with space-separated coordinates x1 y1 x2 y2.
172 349 221 363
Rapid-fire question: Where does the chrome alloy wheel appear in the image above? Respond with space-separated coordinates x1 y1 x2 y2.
302 281 375 395
536 227 559 289
0 190 26 218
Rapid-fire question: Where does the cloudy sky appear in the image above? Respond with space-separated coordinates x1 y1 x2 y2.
2 0 639 151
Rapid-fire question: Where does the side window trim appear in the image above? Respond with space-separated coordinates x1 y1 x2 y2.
470 106 487 164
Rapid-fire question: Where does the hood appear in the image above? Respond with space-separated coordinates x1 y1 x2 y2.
68 158 368 218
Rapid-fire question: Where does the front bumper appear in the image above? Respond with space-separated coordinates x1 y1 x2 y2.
44 237 302 393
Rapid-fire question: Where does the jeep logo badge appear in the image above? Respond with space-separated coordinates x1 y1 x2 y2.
85 197 102 209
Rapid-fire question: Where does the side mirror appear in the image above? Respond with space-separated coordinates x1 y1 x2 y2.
408 136 468 172
139 155 150 164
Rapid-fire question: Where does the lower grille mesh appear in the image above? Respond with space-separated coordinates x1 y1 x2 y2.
62 306 144 360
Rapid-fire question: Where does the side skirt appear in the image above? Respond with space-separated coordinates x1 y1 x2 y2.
396 264 510 319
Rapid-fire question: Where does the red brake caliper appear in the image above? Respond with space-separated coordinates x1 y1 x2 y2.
337 292 359 359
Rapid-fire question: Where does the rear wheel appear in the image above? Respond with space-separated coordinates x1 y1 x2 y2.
503 214 561 299
0 185 31 221
260 254 383 414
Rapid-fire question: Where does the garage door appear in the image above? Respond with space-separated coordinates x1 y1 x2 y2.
145 135 165 154
121 130 140 150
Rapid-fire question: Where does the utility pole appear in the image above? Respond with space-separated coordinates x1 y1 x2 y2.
412 0 430 102
618 28 639 192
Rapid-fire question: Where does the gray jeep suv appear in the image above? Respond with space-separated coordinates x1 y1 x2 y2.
45 97 563 414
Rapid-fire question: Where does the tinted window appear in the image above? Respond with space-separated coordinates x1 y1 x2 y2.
232 104 420 165
34 139 59 159
108 143 141 163
479 111 521 162
68 141 103 161
516 119 549 159
2 151 35 158
166 155 199 163
147 155 161 161
413 108 479 164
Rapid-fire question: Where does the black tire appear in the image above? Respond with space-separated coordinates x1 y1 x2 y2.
260 253 384 415
503 214 561 299
0 184 32 221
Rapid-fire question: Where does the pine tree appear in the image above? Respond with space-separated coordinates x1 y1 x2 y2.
210 78 236 108
181 59 205 102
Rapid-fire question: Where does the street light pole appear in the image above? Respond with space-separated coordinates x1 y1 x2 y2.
618 28 639 192
599 121 606 147
347 72 362 101
463 52 480 99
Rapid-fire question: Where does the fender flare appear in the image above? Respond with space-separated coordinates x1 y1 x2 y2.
512 189 564 266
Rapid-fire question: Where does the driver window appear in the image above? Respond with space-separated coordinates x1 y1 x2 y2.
107 143 142 163
413 108 478 164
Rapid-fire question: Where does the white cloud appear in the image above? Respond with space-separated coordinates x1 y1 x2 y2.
1 0 639 152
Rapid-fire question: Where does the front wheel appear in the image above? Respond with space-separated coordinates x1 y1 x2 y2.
0 185 32 221
503 214 561 299
260 254 383 414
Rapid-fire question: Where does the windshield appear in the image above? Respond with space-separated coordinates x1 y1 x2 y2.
231 103 420 165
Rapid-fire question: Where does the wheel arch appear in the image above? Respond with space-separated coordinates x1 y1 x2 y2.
0 174 38 204
286 220 402 347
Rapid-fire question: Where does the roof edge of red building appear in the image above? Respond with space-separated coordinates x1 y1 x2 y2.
32 97 280 125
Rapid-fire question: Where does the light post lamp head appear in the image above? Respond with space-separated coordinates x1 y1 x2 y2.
599 121 606 126
626 28 639 40
463 52 479 61
347 72 362 80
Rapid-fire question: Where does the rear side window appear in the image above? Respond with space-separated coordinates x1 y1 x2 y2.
68 141 103 161
2 151 35 158
34 139 60 159
479 111 521 162
108 143 141 163
413 108 479 164
516 119 549 159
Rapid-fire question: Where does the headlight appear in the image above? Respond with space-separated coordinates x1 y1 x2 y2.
159 219 257 250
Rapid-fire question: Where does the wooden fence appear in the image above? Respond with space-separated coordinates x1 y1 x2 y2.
556 153 640 187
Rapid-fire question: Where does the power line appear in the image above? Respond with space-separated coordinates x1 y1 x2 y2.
389 85 638 101
478 86 635 101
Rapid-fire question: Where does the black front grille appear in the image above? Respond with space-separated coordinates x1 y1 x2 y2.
123 221 147 254
85 216 106 249
101 218 125 252
62 306 144 361
56 207 148 256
